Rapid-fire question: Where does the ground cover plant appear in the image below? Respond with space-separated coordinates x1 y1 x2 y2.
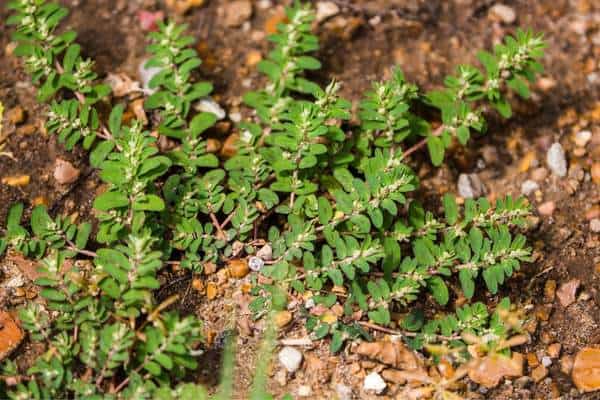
0 1 551 398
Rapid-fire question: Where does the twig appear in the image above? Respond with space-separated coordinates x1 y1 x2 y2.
209 212 227 239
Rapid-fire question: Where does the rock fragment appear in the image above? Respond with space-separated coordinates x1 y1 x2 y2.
278 346 303 373
54 159 80 185
489 4 516 24
556 279 580 307
0 311 24 361
458 173 486 198
363 371 386 394
546 142 567 177
572 348 600 392
316 2 340 23
224 1 253 27
521 180 539 195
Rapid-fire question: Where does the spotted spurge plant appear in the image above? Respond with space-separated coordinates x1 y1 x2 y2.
1 0 544 398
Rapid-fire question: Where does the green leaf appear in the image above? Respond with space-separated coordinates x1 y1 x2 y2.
459 269 475 298
90 140 115 168
132 194 165 211
427 136 445 166
94 191 129 211
428 276 449 305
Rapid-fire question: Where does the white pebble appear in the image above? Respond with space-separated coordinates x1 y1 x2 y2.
315 1 340 23
521 180 540 195
546 142 567 177
590 218 600 233
541 356 552 367
336 383 353 400
256 244 273 261
297 385 312 397
278 346 303 373
363 372 386 394
574 130 592 147
194 97 226 120
458 173 485 199
248 256 264 272
489 4 516 24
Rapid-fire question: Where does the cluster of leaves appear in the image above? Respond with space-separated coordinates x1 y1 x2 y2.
1 0 545 398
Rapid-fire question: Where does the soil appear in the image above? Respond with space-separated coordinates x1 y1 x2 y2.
1 0 599 399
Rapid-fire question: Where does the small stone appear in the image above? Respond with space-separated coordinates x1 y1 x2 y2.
531 365 548 382
278 346 303 373
590 219 600 233
521 180 540 196
531 167 548 182
297 385 311 397
574 130 592 147
221 134 239 158
592 163 600 185
192 278 204 292
527 352 539 367
538 201 555 216
547 343 562 358
206 138 222 153
541 356 552 367
363 372 387 394
206 282 218 300
165 0 205 15
256 244 273 261
335 383 353 400
556 279 580 307
572 348 600 392
275 310 292 328
54 159 80 185
586 206 600 220
0 311 24 361
195 97 226 120
248 256 264 272
264 11 288 35
458 173 486 199
560 355 574 374
203 262 217 275
6 106 25 125
1 175 30 187
316 1 340 23
245 50 262 67
543 280 557 302
228 258 249 278
224 0 252 28
546 142 567 177
489 4 516 24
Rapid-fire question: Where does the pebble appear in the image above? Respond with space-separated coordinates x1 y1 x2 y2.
0 311 24 361
541 356 552 367
165 0 205 15
547 343 562 358
560 355 574 374
543 279 557 302
248 256 264 271
592 163 600 185
531 167 548 182
245 50 262 67
489 4 516 24
195 98 226 120
54 159 80 185
363 372 387 394
574 130 592 147
6 106 25 125
316 1 340 23
297 385 312 397
556 279 580 307
335 383 353 400
538 201 555 216
546 142 567 177
521 180 539 196
572 348 600 392
531 365 548 382
224 0 252 28
206 282 218 300
228 258 249 278
458 173 486 199
274 310 292 328
590 219 600 233
278 346 303 373
221 133 239 158
256 244 273 261
1 175 30 187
